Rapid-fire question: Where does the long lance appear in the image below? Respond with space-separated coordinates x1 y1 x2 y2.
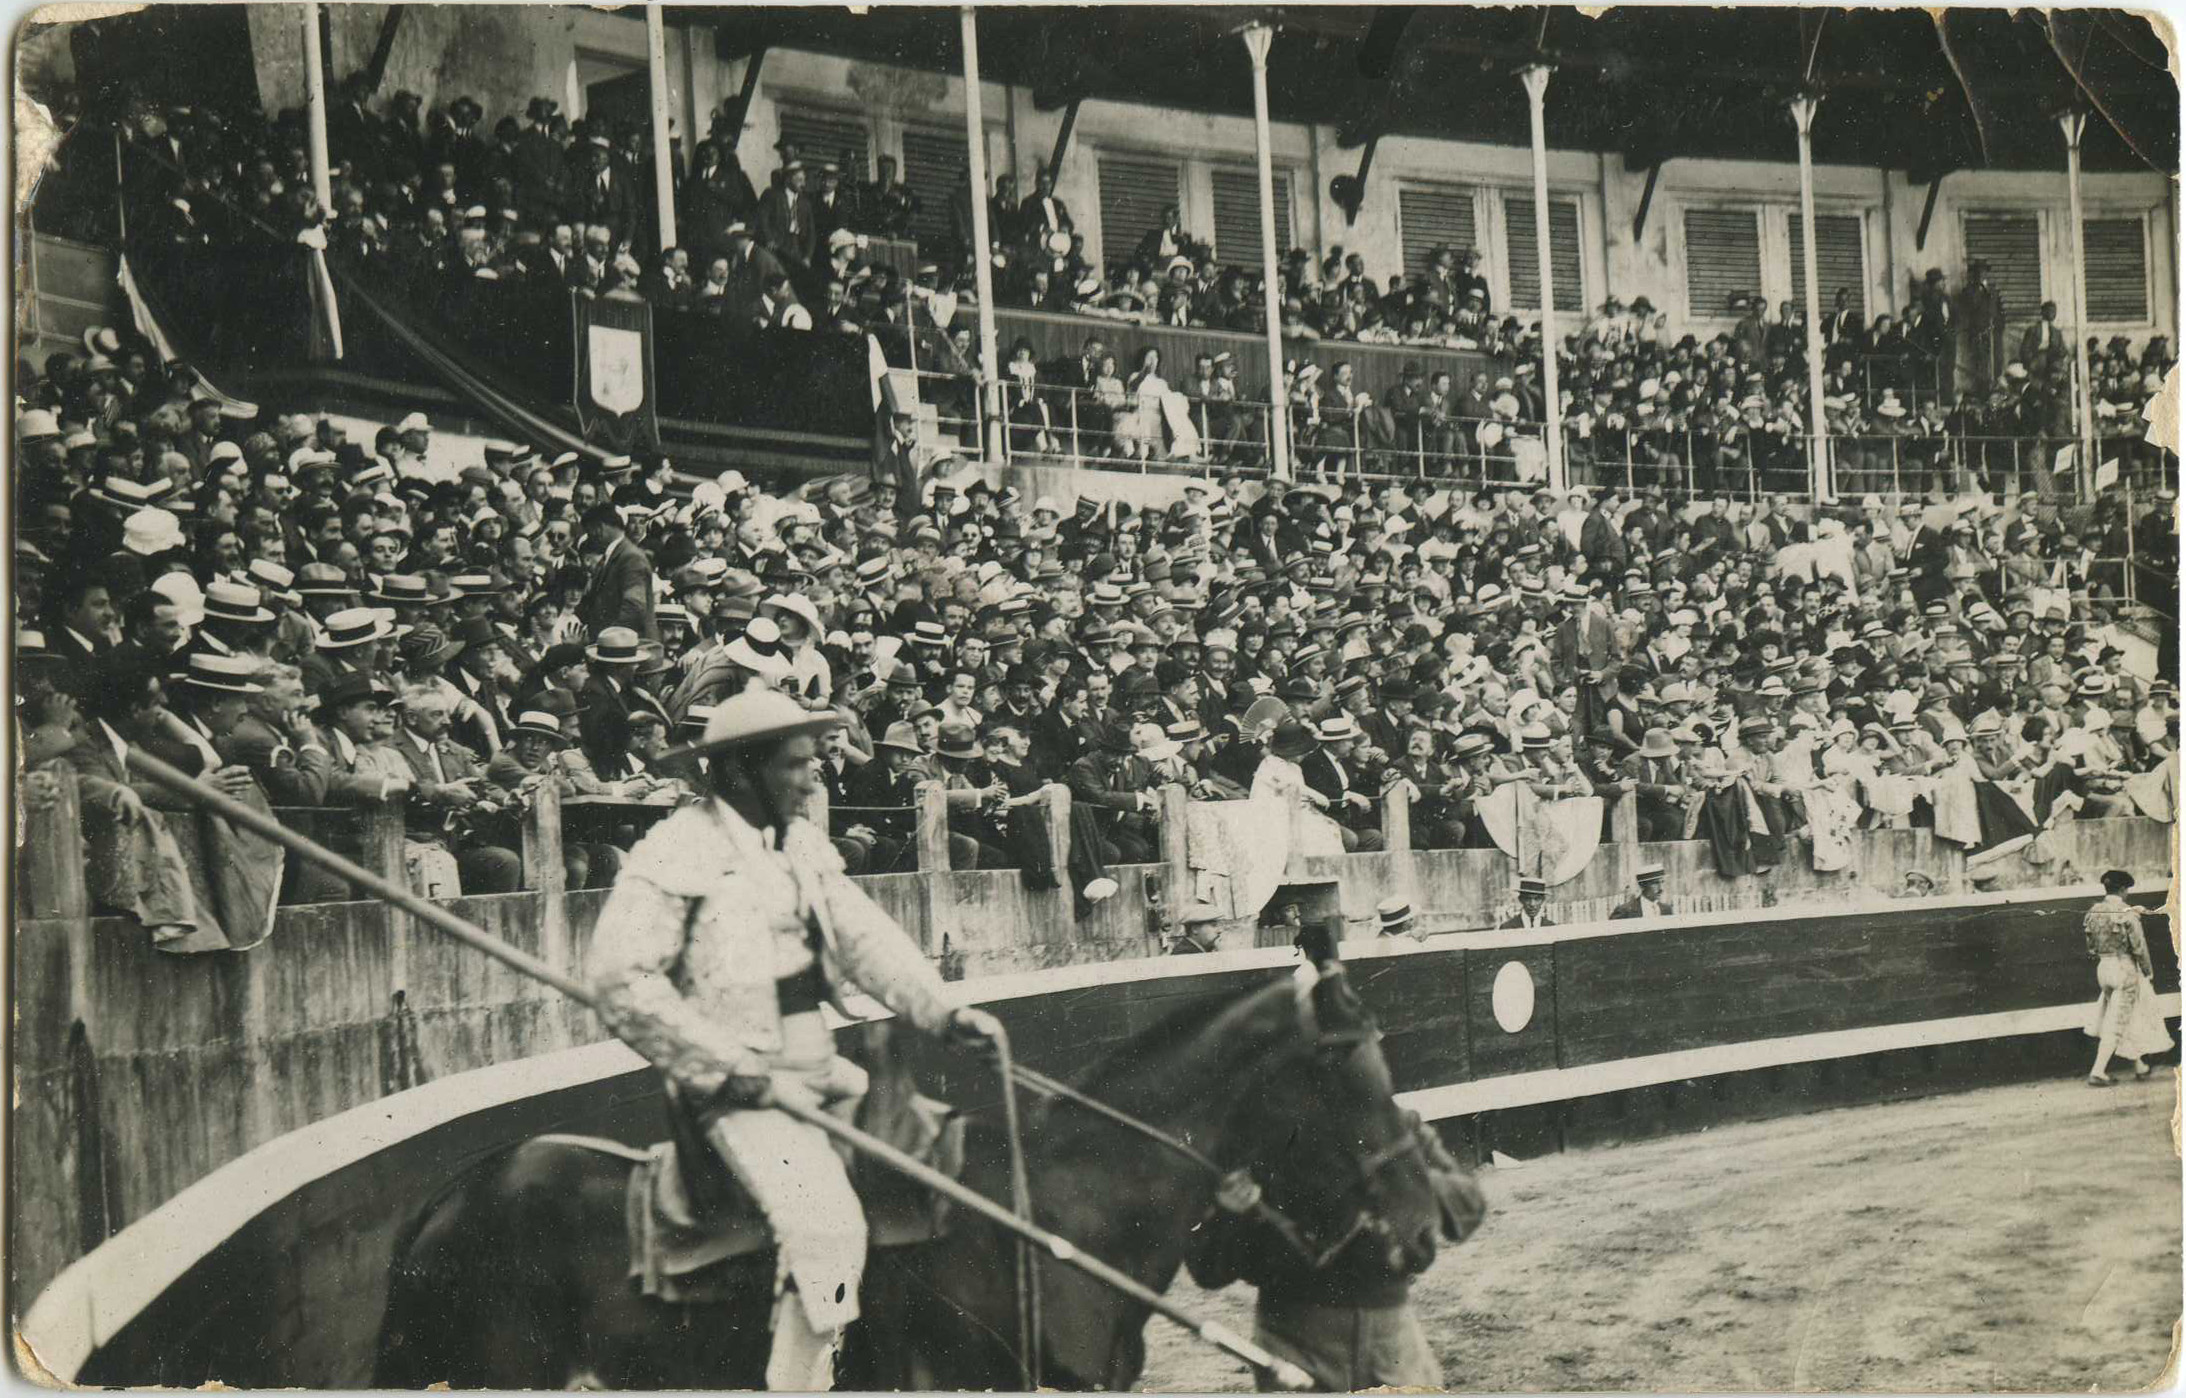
123 748 1313 1391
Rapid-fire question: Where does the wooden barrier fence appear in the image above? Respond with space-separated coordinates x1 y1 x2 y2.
11 764 2173 1309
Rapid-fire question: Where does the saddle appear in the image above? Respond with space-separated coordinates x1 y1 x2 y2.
623 1045 967 1305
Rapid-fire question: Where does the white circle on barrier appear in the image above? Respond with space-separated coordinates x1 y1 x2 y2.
1491 961 1535 1034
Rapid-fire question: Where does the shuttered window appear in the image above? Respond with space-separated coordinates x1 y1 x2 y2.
1788 212 1868 316
774 104 872 183
1683 207 1762 319
1097 152 1181 270
1961 213 2043 323
1398 183 1478 282
900 125 970 252
1209 166 1293 267
2084 216 2149 323
1503 194 1583 314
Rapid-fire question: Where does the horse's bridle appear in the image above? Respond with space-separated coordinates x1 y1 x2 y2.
1004 1024 1424 1271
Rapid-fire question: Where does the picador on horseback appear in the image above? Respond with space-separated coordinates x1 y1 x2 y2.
586 688 1002 1390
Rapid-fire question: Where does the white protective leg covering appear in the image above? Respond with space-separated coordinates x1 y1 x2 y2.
766 1288 842 1392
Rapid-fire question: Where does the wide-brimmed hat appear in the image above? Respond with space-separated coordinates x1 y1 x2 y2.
121 507 186 556
761 591 824 637
935 722 983 761
179 652 264 694
658 688 843 764
1636 726 1677 759
723 616 792 679
585 625 647 664
873 721 926 756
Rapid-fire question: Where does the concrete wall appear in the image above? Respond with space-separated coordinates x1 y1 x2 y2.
247 7 710 154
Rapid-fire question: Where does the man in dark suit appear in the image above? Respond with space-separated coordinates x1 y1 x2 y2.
576 628 646 776
327 74 383 185
1617 728 1688 842
1043 333 1114 455
2019 300 2068 379
1299 715 1385 853
1608 863 1675 920
1495 876 1554 930
510 97 565 222
757 161 816 275
1066 722 1158 863
46 575 115 666
1016 166 1072 253
572 136 638 251
386 683 521 894
575 504 657 641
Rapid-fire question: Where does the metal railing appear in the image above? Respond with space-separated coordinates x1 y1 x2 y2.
912 364 2179 510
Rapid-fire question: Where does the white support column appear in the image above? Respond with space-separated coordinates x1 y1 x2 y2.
1520 64 1564 494
2061 108 2098 501
646 4 678 252
1243 23 1293 481
1790 93 1830 501
961 5 1005 461
301 2 332 216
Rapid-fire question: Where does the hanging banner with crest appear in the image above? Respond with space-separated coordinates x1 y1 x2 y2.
572 291 659 451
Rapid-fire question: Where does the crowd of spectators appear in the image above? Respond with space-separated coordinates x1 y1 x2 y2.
55 82 2174 496
16 296 2179 944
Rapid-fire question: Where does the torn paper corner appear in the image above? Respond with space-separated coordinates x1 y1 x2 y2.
2142 365 2181 458
2124 6 2182 87
12 1323 70 1391
12 96 64 214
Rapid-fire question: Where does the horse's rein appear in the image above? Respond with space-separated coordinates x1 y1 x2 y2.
1003 1061 1381 1269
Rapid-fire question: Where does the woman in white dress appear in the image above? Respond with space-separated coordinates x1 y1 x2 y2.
1117 346 1170 461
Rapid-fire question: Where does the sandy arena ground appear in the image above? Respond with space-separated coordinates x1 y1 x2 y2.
1139 1076 2181 1392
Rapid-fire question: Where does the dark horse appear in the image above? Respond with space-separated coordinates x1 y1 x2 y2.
373 966 1442 1389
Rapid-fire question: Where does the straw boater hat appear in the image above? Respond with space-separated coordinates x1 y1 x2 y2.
201 580 275 626
178 652 264 694
317 608 396 649
1377 896 1417 938
585 625 647 665
509 711 568 744
659 688 843 764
